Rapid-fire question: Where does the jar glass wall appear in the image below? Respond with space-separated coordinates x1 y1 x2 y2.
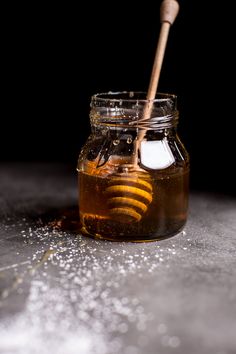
77 92 189 242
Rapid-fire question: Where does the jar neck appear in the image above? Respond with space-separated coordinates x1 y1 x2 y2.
90 91 178 130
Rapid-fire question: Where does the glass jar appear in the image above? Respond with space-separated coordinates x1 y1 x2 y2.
77 92 189 242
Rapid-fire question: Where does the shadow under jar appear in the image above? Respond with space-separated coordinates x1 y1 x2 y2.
77 92 189 242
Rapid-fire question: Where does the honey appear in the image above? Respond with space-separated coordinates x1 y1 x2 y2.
79 165 189 241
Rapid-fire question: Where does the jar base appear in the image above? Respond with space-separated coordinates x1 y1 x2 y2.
80 224 186 243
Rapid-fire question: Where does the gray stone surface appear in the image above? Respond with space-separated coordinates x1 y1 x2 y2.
0 163 236 354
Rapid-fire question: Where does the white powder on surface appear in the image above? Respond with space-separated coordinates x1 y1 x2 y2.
0 218 185 354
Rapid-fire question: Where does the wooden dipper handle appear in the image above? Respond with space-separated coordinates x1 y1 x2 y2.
133 0 179 165
146 0 179 108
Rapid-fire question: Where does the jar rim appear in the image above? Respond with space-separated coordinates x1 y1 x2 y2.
91 91 176 104
90 91 178 129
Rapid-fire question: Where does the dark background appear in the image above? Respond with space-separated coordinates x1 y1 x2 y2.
1 1 235 195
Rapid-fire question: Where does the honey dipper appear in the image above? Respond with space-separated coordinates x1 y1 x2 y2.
106 0 179 223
